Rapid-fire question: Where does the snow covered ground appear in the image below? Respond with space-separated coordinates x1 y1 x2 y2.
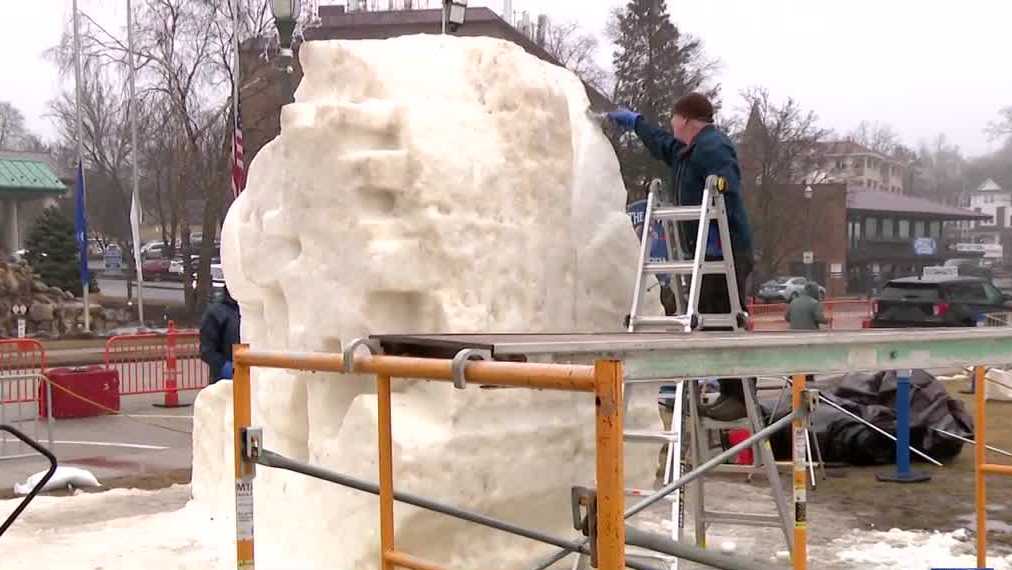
3 483 1012 570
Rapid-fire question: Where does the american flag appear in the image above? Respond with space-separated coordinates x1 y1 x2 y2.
231 110 246 198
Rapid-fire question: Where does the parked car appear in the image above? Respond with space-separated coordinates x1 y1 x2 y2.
757 276 826 303
870 275 1012 328
192 263 225 293
141 258 172 281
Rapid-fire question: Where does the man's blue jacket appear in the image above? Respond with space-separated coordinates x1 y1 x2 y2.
633 119 753 256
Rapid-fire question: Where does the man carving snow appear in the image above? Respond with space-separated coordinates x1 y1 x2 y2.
608 92 755 421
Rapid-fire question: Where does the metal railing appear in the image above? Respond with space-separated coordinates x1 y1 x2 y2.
747 299 872 331
974 365 1012 568
0 339 53 460
231 342 803 570
231 345 631 570
104 321 208 405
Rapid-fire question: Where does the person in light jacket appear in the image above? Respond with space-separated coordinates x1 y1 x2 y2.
785 282 828 331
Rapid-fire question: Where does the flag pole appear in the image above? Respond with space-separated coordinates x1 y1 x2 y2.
127 0 145 326
233 0 241 176
72 0 90 332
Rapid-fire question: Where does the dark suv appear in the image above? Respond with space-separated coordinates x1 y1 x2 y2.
871 276 1012 328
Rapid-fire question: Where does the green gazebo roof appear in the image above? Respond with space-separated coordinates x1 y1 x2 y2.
0 157 67 196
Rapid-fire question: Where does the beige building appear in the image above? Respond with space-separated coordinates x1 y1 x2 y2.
818 140 909 193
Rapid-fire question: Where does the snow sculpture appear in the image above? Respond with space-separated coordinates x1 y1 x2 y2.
193 35 658 569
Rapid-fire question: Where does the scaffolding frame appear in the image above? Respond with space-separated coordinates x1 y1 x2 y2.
232 326 1012 570
231 346 629 570
974 365 1012 569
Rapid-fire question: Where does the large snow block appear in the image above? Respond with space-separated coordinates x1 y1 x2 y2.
193 34 659 569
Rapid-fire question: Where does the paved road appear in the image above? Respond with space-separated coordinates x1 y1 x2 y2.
0 391 195 496
97 278 185 305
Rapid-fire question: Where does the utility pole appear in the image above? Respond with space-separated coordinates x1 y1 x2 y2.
73 0 90 332
127 0 145 325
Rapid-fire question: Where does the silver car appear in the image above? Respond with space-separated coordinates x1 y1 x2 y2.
758 276 826 303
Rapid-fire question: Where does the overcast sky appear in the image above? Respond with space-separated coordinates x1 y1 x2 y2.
3 1 1010 156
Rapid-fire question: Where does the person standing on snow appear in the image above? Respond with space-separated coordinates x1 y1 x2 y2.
199 284 240 383
608 92 755 422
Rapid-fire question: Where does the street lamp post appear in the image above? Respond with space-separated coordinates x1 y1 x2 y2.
271 0 301 59
442 0 468 34
804 185 814 281
270 0 302 103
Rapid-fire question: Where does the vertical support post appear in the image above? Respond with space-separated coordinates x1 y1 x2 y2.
594 360 625 570
791 374 807 570
877 370 930 484
377 373 395 570
156 321 183 407
975 365 987 569
232 344 255 569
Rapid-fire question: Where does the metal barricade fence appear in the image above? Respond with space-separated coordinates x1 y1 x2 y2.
748 299 872 331
0 339 53 460
104 321 208 406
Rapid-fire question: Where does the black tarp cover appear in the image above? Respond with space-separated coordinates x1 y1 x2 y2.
767 370 974 465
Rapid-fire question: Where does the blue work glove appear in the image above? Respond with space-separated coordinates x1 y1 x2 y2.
607 107 641 131
221 360 234 380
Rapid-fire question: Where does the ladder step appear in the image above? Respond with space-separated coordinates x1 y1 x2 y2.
652 206 714 221
703 511 783 527
642 261 726 275
628 316 692 330
624 429 681 443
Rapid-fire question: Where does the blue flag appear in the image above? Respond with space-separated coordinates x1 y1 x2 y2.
74 162 89 287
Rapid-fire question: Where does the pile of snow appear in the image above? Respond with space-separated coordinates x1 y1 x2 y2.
0 485 222 570
835 528 1012 569
198 34 658 569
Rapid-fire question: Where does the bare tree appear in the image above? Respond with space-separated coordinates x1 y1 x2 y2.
0 101 46 151
540 20 609 93
850 120 901 156
988 106 1012 141
736 87 830 277
52 0 274 311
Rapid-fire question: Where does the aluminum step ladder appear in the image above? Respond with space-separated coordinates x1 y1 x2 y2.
626 176 748 333
617 176 793 569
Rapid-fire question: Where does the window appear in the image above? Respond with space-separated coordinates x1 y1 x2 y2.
898 219 910 239
984 283 1006 305
947 282 990 304
865 217 879 238
882 218 895 239
929 221 942 238
914 220 926 238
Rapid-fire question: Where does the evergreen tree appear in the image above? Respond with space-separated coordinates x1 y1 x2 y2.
609 0 720 201
24 206 96 296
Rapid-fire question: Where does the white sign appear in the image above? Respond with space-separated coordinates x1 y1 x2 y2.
11 304 27 316
872 263 881 275
17 319 26 338
830 263 844 278
923 266 958 279
803 251 814 264
955 243 1004 259
913 237 937 256
104 244 123 272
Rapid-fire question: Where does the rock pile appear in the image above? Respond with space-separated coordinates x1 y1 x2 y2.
0 261 109 337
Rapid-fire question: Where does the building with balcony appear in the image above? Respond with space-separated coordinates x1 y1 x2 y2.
818 140 910 194
845 190 988 293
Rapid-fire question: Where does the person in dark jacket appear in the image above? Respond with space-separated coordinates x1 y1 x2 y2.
609 93 755 421
786 283 828 331
200 284 240 383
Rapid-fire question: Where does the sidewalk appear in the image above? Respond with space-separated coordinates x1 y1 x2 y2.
0 391 196 497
